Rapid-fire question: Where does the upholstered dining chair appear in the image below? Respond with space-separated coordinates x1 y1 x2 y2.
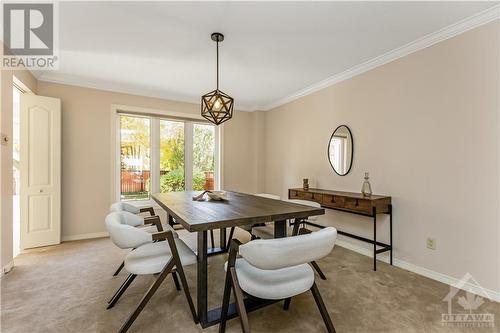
225 193 281 248
111 201 219 255
251 199 327 279
219 227 337 333
105 211 180 301
110 201 155 216
108 204 172 276
105 212 198 333
251 199 320 238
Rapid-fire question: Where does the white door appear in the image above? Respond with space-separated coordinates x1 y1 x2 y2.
20 94 61 249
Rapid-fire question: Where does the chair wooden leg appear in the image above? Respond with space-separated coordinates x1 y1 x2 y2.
166 230 198 323
118 260 175 333
113 261 125 276
172 271 181 291
218 268 233 333
291 219 301 236
283 297 291 310
108 272 131 304
174 260 198 323
311 261 327 280
310 282 336 333
226 227 235 250
230 268 250 333
107 274 137 309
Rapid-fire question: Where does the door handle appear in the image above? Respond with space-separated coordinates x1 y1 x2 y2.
39 189 43 193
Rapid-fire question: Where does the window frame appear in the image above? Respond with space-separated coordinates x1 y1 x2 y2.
110 104 223 203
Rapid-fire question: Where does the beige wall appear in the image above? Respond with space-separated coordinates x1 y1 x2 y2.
32 82 259 240
262 21 500 292
2 21 498 296
1 69 37 270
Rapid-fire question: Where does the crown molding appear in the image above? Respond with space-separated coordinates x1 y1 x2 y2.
37 73 255 112
259 5 500 111
37 5 499 113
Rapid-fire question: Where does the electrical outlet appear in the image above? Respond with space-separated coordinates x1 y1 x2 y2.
426 238 436 250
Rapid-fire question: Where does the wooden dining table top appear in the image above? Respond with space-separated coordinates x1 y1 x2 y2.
152 191 325 232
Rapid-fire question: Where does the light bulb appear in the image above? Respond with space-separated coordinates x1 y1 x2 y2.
213 99 222 111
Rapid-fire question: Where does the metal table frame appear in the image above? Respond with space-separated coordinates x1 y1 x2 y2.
197 220 287 328
300 205 393 271
168 214 289 328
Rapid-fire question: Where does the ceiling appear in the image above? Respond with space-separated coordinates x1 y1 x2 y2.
36 1 498 111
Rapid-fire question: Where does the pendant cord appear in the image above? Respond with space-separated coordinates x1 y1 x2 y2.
216 40 219 91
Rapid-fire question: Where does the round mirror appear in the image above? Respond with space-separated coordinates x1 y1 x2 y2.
328 125 353 176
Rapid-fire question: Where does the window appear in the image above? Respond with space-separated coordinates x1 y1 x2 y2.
120 116 151 200
159 120 185 193
117 112 220 201
193 124 215 191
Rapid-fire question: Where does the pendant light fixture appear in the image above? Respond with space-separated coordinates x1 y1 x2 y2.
201 32 234 125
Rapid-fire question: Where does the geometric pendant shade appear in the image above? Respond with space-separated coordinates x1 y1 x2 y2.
201 32 234 125
201 89 234 125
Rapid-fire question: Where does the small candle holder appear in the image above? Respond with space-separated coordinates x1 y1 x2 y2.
303 178 309 190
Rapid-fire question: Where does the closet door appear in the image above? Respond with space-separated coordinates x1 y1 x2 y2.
20 94 61 249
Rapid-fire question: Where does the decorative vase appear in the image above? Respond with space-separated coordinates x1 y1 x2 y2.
361 172 372 197
204 171 214 191
303 178 309 190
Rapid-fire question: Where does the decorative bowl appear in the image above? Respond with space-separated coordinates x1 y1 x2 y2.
207 191 229 201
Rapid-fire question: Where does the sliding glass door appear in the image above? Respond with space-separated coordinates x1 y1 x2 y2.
193 124 215 191
159 120 185 193
120 116 151 200
118 114 219 201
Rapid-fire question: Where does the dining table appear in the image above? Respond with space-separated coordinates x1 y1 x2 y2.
152 190 325 328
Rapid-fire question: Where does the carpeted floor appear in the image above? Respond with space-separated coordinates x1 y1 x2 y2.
1 229 499 333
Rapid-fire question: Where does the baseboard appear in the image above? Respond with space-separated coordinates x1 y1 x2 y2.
335 237 500 303
1 261 14 278
62 231 109 242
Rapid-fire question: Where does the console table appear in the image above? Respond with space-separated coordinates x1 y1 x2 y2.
289 188 393 271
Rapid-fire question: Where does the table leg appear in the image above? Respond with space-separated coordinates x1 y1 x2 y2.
373 207 377 271
168 214 175 228
274 220 286 238
220 228 227 251
389 204 393 265
197 231 208 325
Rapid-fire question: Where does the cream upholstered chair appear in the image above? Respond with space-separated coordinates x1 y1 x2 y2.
254 193 281 200
251 199 320 239
251 199 327 280
219 227 337 333
108 204 174 276
110 201 215 249
225 193 281 247
110 201 155 216
105 212 197 333
105 211 180 302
